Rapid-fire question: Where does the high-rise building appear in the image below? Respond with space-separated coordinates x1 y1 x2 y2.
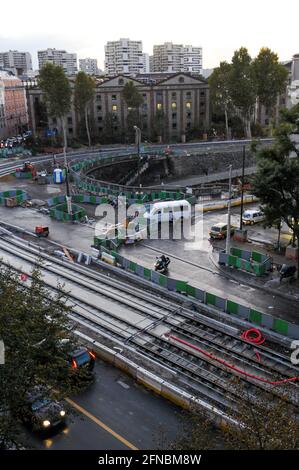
152 43 202 74
104 38 145 75
141 53 150 74
0 71 28 139
38 49 77 75
0 50 32 76
79 58 99 75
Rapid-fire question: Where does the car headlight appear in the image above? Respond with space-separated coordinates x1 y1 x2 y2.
60 410 66 417
43 420 51 428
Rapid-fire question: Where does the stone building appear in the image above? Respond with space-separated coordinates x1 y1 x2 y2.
0 71 28 139
26 72 210 143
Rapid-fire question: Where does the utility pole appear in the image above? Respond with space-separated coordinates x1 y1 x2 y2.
226 164 233 255
134 126 141 187
239 145 246 230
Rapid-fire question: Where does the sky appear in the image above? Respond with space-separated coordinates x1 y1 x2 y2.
0 0 298 70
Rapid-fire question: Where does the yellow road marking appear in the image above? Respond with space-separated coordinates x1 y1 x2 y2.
66 398 139 450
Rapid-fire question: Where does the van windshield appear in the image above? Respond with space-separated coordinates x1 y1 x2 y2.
243 213 251 219
211 226 221 232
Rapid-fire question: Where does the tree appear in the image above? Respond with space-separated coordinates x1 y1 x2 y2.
252 48 289 125
229 48 257 138
209 62 233 139
173 382 299 450
122 81 143 109
38 63 72 213
122 81 143 140
252 103 299 271
38 63 72 152
74 71 96 147
0 264 79 448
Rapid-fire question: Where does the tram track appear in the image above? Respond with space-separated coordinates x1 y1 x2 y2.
0 234 298 413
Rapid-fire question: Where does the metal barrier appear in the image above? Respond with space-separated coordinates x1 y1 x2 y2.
219 248 271 276
99 247 299 339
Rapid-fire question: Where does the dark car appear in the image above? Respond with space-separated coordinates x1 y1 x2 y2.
20 387 66 433
69 346 96 372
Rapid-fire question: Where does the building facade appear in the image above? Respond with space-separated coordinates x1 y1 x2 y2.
152 43 202 74
104 39 146 75
38 49 78 75
79 58 99 75
27 73 209 144
0 50 32 76
0 71 28 139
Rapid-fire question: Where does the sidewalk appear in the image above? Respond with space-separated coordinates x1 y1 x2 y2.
210 245 299 302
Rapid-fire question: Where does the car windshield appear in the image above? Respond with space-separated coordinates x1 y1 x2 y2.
31 398 51 411
243 213 251 218
211 226 221 232
74 351 90 366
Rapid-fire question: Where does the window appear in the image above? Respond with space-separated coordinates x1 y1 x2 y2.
157 103 162 110
172 113 177 119
200 101 205 107
171 102 177 109
179 77 184 83
96 95 101 101
112 94 117 101
98 116 102 122
118 78 124 85
186 112 191 118
97 105 102 111
200 91 205 97
67 117 73 124
171 92 176 98
186 91 191 98
172 123 177 129
68 128 73 133
112 105 117 111
186 102 191 109
98 127 103 132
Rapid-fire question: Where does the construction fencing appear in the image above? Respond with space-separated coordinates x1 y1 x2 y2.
101 248 299 340
219 248 272 276
0 189 29 206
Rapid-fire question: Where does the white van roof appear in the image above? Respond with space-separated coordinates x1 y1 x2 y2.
150 200 190 209
243 209 261 215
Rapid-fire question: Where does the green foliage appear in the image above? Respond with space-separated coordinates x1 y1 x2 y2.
173 382 299 450
252 48 289 109
253 103 299 247
38 63 72 120
122 81 143 109
74 71 96 114
209 61 232 114
0 263 79 448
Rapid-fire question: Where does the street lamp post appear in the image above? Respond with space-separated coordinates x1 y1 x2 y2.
239 145 246 230
226 164 233 255
133 125 141 187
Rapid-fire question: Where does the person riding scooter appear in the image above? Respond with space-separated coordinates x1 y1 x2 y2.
154 255 170 274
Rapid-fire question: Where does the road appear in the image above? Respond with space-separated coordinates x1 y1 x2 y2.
23 360 182 450
120 204 299 324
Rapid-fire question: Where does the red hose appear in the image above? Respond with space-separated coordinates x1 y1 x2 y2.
166 333 299 385
241 328 265 346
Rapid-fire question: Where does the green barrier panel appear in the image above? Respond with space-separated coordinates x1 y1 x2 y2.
249 309 262 325
175 280 188 293
143 268 151 280
186 285 196 297
226 300 239 315
206 292 216 306
273 318 288 335
231 247 242 258
129 261 137 272
252 251 263 263
159 274 168 287
228 255 237 267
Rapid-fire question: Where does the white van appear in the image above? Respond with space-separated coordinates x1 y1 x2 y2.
242 209 265 225
144 200 191 223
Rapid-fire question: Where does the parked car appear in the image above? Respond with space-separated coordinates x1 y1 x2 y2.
242 209 265 225
143 200 191 223
209 223 235 239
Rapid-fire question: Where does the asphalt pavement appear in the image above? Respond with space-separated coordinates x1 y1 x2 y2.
23 360 182 450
